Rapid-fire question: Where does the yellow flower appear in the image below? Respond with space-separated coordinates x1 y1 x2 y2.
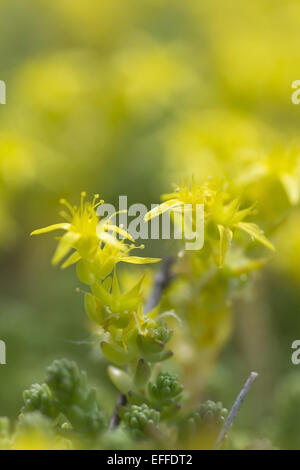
145 179 274 266
31 193 160 277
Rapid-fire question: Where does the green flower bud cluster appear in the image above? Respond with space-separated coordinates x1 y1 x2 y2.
177 400 228 449
45 359 107 435
22 383 57 418
123 404 160 440
187 400 228 430
21 359 107 437
148 372 183 407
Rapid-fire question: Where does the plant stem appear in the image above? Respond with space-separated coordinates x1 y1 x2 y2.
214 371 258 450
109 391 127 430
144 256 176 313
109 256 176 430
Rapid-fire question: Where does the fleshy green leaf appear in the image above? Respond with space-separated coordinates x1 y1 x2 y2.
108 366 133 394
101 342 131 366
134 359 151 388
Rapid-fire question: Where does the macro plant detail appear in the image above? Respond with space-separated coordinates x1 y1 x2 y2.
1 0 300 452
0 184 273 450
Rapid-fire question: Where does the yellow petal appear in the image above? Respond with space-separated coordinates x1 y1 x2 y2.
119 256 161 264
51 231 80 266
235 222 275 251
98 231 127 249
61 251 81 269
30 223 70 236
144 200 181 222
280 173 300 205
101 224 134 242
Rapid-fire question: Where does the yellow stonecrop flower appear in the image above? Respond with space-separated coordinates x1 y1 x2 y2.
145 179 274 266
240 144 300 206
155 178 276 391
31 192 160 279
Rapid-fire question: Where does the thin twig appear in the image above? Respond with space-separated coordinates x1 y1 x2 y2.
144 256 176 313
109 256 176 430
109 391 127 430
214 371 258 450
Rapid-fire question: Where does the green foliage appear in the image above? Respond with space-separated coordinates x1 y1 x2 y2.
22 359 107 439
45 359 107 436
